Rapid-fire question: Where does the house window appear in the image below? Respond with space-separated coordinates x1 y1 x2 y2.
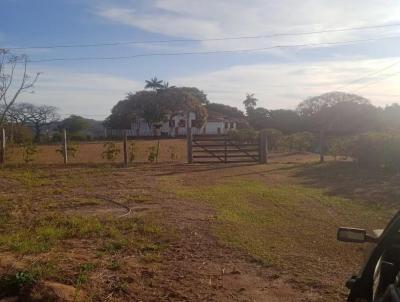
224 122 229 129
230 122 234 129
169 120 175 127
178 120 186 127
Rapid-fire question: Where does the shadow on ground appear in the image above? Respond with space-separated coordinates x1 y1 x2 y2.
293 161 400 208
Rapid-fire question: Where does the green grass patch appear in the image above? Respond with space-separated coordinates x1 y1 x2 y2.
0 212 169 255
166 178 393 282
0 215 103 254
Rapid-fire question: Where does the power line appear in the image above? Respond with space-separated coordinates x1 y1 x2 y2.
5 22 400 50
351 72 399 93
336 59 400 90
27 34 400 63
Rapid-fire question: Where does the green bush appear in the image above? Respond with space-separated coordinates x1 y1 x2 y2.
262 128 283 151
350 133 400 170
56 141 79 159
327 132 400 171
328 137 353 160
278 132 315 152
20 142 38 163
227 128 258 143
102 142 120 161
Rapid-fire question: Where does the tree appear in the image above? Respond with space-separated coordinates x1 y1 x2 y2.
26 105 60 142
382 103 400 130
247 107 270 130
1 102 33 142
297 91 370 117
104 90 157 133
105 87 207 134
267 109 304 133
0 50 40 126
179 87 209 104
243 93 258 115
59 115 89 135
321 101 381 134
296 91 378 133
206 103 245 120
145 77 164 90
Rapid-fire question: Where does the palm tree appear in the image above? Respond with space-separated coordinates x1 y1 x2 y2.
145 77 164 90
243 93 258 110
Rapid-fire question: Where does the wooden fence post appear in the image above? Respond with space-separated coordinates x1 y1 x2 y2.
259 131 268 164
187 127 192 164
0 128 5 166
62 129 68 165
123 130 128 167
319 130 325 163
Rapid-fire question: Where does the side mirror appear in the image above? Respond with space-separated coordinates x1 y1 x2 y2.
337 227 368 243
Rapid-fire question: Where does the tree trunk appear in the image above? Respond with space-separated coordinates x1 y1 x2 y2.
34 125 41 143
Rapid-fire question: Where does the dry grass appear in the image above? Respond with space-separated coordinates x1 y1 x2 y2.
0 153 398 301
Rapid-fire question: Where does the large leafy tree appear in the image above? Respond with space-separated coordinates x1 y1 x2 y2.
267 109 304 133
206 103 245 119
382 103 400 130
297 91 379 134
59 115 89 135
247 107 270 130
297 91 370 117
105 87 207 131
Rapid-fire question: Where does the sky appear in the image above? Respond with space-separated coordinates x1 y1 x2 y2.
1 0 400 120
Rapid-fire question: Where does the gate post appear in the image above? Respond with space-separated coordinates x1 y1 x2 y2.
259 131 268 164
187 127 193 164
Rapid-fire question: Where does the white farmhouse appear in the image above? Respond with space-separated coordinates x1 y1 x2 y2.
106 111 239 137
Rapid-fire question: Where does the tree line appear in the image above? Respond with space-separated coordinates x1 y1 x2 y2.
106 78 400 137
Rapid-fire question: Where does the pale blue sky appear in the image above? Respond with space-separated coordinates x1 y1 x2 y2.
1 0 400 119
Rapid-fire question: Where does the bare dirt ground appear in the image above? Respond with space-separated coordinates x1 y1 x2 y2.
0 152 396 301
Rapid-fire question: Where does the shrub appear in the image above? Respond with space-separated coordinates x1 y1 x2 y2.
20 142 38 163
147 146 157 163
102 142 120 161
278 132 315 152
262 128 283 151
0 271 37 298
128 142 137 163
227 128 258 143
56 141 79 159
327 132 400 171
350 133 400 170
327 137 346 160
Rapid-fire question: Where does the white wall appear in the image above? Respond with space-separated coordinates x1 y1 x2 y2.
124 112 236 137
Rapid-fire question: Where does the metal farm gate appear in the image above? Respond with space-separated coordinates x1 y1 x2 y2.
187 132 268 164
